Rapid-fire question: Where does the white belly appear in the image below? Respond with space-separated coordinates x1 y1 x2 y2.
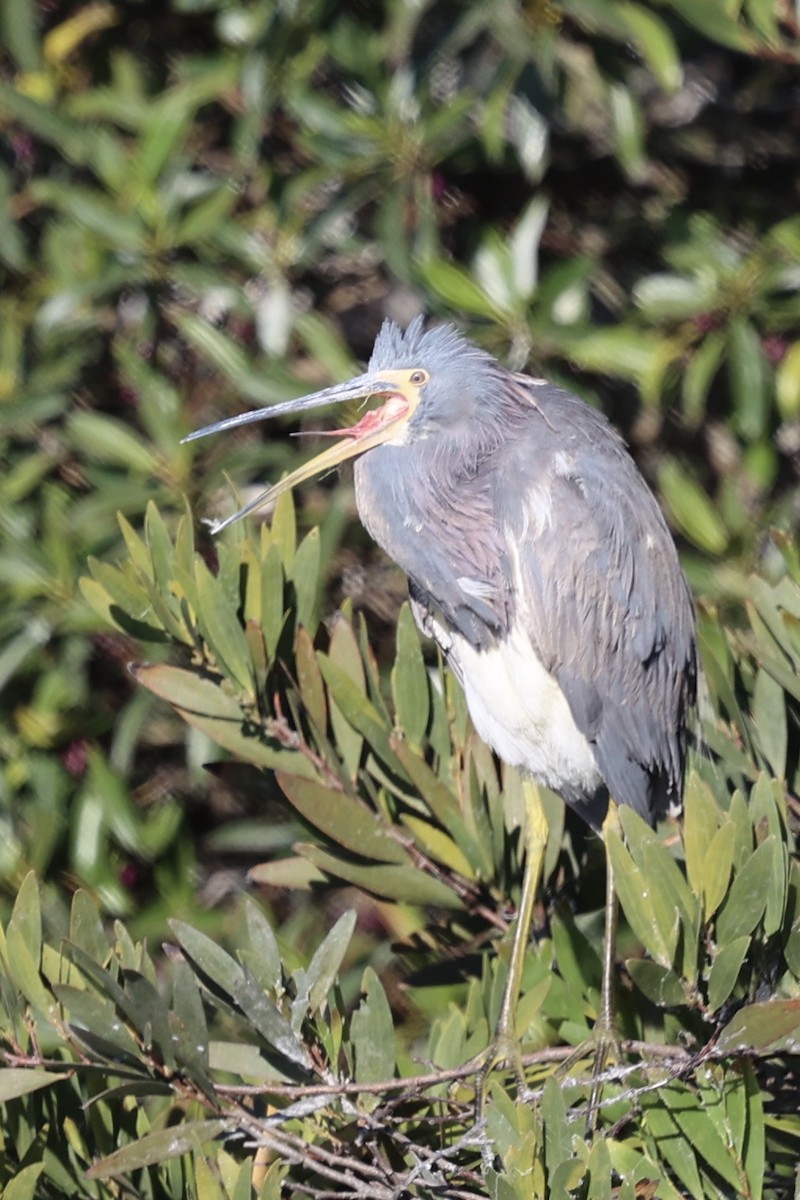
451 623 602 797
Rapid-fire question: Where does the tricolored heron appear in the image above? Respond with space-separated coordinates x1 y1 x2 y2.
184 317 697 1099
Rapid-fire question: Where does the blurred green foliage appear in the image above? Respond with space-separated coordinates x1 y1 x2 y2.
2 499 800 1198
2 0 800 1195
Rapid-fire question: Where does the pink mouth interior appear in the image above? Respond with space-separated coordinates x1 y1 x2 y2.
343 394 408 439
304 394 409 441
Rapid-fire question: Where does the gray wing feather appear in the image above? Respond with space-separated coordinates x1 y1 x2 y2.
501 387 696 823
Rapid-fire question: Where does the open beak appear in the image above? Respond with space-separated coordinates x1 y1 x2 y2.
182 373 412 534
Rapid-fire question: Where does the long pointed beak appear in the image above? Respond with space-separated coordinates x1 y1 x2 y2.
181 374 397 443
182 373 411 535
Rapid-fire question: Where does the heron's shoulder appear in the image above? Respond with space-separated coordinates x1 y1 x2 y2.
510 373 626 450
499 384 632 500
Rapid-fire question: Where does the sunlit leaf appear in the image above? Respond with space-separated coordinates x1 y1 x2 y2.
300 844 462 908
716 999 800 1054
351 966 395 1087
86 1120 232 1179
0 1069 61 1102
706 935 750 1012
276 772 408 864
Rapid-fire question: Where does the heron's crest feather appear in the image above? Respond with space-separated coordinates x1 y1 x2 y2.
369 318 494 373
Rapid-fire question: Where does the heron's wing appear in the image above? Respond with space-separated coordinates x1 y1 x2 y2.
502 409 696 823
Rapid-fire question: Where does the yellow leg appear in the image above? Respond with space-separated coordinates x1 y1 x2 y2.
478 779 548 1102
587 801 623 1127
598 805 620 1037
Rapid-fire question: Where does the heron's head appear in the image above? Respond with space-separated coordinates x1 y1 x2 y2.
183 318 503 533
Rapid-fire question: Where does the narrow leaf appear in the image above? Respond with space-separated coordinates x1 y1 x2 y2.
300 844 462 908
276 772 408 864
86 1120 231 1179
351 967 395 1085
0 1069 60 1101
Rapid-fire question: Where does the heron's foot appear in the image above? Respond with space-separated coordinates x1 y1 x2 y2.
556 1019 624 1133
587 1018 623 1132
472 1025 527 1115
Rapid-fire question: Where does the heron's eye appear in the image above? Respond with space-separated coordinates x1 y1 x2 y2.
410 370 428 385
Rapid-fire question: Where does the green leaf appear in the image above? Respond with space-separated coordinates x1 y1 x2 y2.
0 83 93 162
389 737 463 830
86 1119 231 1179
275 772 408 864
741 1060 765 1200
0 1069 60 1101
175 312 282 404
351 967 395 1086
716 998 800 1053
67 410 157 473
55 984 142 1066
193 1154 226 1200
242 897 282 993
134 93 194 186
69 888 109 962
729 318 769 442
634 272 718 320
295 625 327 733
0 0 41 71
609 83 645 181
170 958 211 1079
132 662 239 715
558 326 655 382
233 966 311 1069
168 919 245 1004
751 666 787 779
400 815 474 878
641 1091 704 1197
626 959 685 1007
208 1040 292 1082
121 970 177 1066
659 0 749 49
300 844 462 908
260 540 285 661
5 922 52 1015
85 558 161 638
776 341 800 420
659 460 728 556
682 332 726 427
193 555 255 697
144 499 175 591
391 603 430 747
294 909 356 1021
702 820 736 920
318 652 406 780
324 619 366 780
542 1075 571 1183
716 837 779 943
292 526 321 631
132 664 313 775
606 828 676 968
619 806 698 975
707 935 750 1012
272 490 297 568
421 259 497 317
248 856 326 890
615 2 682 90
32 182 146 249
510 195 549 300
661 1083 743 1193
3 1162 45 1200
683 773 721 900
8 870 42 973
